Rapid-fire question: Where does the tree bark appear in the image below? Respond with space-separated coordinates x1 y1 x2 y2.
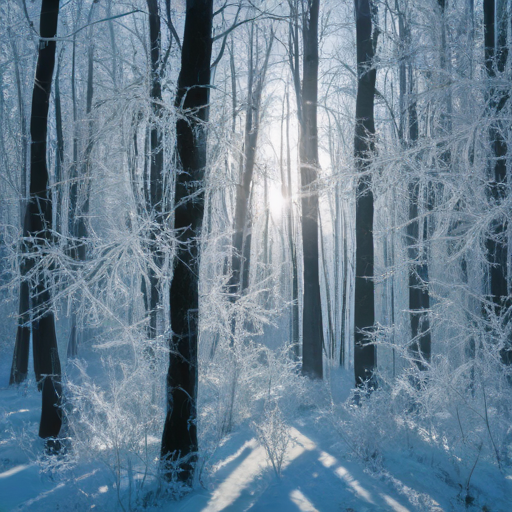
397 2 431 370
298 0 323 379
25 0 62 442
146 0 164 341
484 0 510 365
161 0 213 484
353 0 378 387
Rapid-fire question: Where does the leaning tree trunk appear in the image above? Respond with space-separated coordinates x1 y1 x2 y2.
161 0 213 485
353 0 378 387
484 0 510 364
299 0 323 379
20 0 62 443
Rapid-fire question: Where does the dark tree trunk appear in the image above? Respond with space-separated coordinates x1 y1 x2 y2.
146 0 164 341
353 0 378 387
299 0 323 379
407 90 430 369
397 3 431 370
25 0 62 441
161 0 213 484
54 50 64 234
483 0 510 364
10 279 30 385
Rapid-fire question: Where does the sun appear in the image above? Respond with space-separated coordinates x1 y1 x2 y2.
268 185 285 217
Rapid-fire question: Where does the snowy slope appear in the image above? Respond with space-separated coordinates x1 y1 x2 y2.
1 381 511 512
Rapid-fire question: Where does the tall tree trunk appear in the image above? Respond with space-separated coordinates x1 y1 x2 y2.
161 0 213 484
146 0 164 341
54 49 64 234
25 0 62 443
9 27 30 386
340 212 349 367
353 0 378 387
229 26 273 302
484 0 510 364
223 24 273 434
281 88 299 356
299 0 323 379
397 1 431 370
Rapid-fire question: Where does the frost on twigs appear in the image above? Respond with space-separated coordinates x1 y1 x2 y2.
159 451 197 498
252 401 291 478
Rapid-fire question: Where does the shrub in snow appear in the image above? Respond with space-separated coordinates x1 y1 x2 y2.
63 341 167 510
252 400 291 477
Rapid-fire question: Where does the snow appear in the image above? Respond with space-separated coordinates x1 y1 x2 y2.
1 379 511 512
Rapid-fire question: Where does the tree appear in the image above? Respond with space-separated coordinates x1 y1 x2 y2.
397 0 431 371
353 0 378 387
228 24 274 304
146 0 165 342
160 0 213 484
289 0 324 379
13 0 63 443
281 87 300 357
484 0 510 365
67 0 98 358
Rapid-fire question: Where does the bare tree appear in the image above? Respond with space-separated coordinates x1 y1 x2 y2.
353 0 378 387
289 0 324 379
484 0 510 364
145 0 164 342
229 24 274 304
17 0 63 445
161 0 213 484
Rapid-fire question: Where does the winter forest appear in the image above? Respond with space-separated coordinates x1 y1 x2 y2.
1 0 512 510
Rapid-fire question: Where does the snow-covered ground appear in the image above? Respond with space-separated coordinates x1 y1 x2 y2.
1 379 511 512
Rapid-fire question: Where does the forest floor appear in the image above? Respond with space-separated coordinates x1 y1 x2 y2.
1 373 512 511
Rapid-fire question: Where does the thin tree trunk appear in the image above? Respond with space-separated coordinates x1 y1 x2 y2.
319 215 334 358
146 0 164 342
67 2 97 358
9 26 30 386
484 0 510 364
229 27 273 301
54 49 64 234
280 88 299 356
353 0 378 387
340 212 349 367
286 89 300 357
397 1 431 370
223 25 273 434
161 0 213 484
